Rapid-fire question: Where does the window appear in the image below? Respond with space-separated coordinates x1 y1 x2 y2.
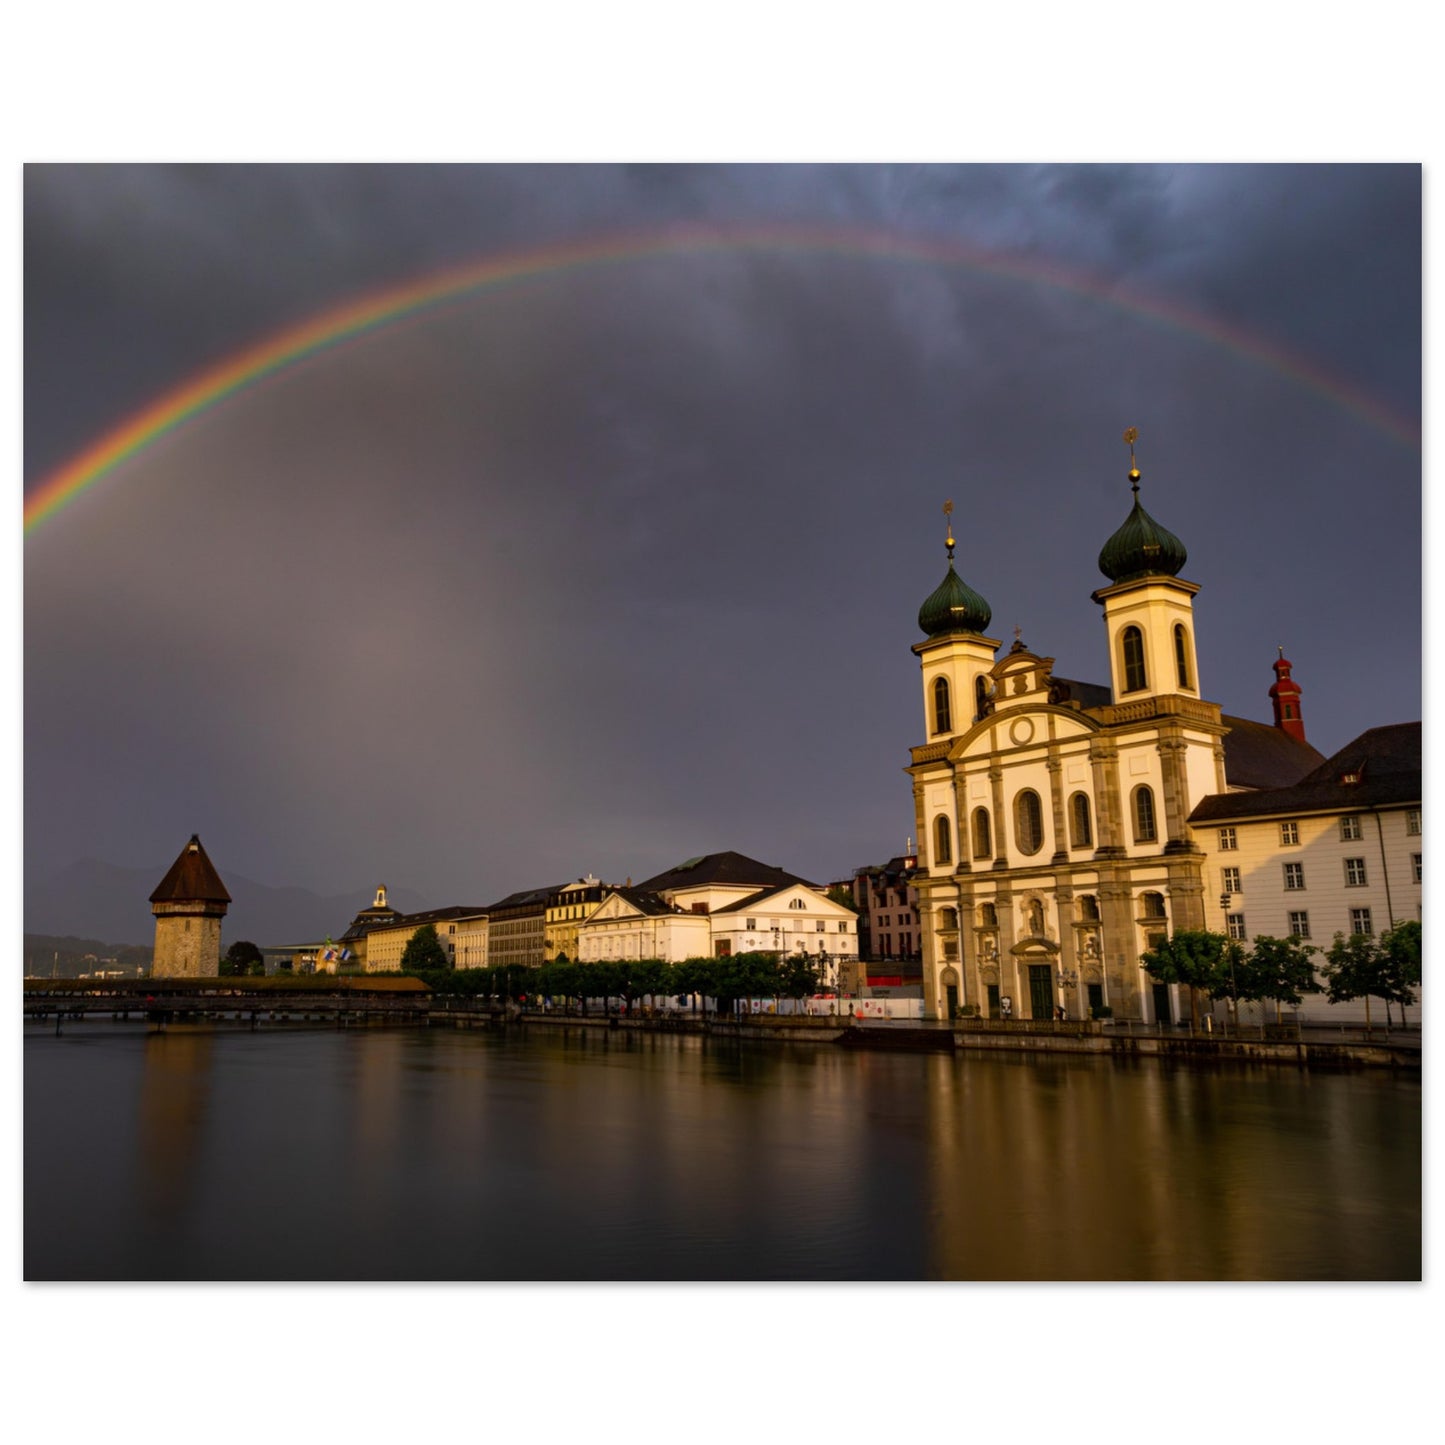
1283 862 1305 891
1070 792 1093 849
1133 786 1157 844
975 675 990 720
1412 853 1422 883
932 675 951 735
933 814 953 866
979 903 997 928
1174 624 1191 688
1350 908 1373 937
1406 809 1421 835
1015 790 1044 855
1218 827 1237 851
1340 815 1363 841
972 807 992 860
837 921 848 933
1079 894 1100 922
1221 866 1241 894
1280 820 1299 846
789 898 806 910
940 907 958 929
816 921 826 933
745 918 756 930
1227 914 1247 941
1142 892 1166 919
1344 857 1367 887
1288 911 1310 939
1121 626 1147 693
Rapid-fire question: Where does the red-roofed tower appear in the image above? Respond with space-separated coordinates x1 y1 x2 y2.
149 834 231 977
1269 647 1307 743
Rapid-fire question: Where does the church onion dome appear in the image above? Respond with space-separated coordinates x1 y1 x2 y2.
919 560 992 637
1097 462 1187 585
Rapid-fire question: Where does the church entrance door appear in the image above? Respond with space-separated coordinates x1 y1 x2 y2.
1027 964 1053 1020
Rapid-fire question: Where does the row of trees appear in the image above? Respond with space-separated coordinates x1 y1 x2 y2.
1141 921 1421 1029
397 926 829 1013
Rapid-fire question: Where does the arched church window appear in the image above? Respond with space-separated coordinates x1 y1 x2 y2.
1142 891 1167 919
1015 789 1044 856
1122 626 1147 693
940 907 959 930
1133 785 1157 843
979 902 997 928
1174 624 1191 689
932 676 952 734
1078 894 1100 922
933 813 953 866
975 676 990 720
1069 792 1092 849
972 807 992 859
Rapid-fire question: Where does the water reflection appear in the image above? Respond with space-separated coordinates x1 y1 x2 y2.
922 1056 1420 1280
24 1025 1420 1281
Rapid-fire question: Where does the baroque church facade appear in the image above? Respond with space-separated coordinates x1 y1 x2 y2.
908 441 1327 1025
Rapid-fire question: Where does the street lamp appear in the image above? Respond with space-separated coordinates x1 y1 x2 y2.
1220 890 1239 1032
1056 965 1078 1019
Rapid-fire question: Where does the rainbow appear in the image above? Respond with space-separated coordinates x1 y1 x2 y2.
23 223 1420 536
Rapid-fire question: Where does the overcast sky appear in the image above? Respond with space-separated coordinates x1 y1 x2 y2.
23 164 1420 905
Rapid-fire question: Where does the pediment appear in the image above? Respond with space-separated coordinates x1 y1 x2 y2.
1009 935 1061 956
948 703 1099 761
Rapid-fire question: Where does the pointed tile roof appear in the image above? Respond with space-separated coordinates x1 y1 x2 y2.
634 851 814 893
149 834 231 905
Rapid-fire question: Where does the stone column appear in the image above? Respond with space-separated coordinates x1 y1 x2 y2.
1046 752 1068 863
1157 733 1197 854
1089 738 1125 858
988 764 1010 870
1097 870 1141 1018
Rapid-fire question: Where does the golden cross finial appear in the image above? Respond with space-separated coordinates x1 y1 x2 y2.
1123 426 1141 492
943 499 955 558
1014 625 1023 645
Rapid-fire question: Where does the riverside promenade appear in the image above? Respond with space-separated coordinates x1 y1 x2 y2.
23 979 1420 1070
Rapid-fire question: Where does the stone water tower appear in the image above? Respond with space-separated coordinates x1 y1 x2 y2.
149 834 231 977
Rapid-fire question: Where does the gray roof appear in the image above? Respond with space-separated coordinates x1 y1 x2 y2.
1191 722 1419 823
1219 714 1326 790
635 850 814 893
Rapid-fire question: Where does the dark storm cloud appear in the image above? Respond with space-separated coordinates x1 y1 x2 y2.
24 165 1420 921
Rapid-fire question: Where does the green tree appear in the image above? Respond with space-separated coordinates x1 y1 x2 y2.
825 885 858 912
222 940 264 977
400 923 449 973
1238 935 1318 1025
1140 929 1235 1028
780 951 820 1007
1321 931 1386 1029
1379 920 1422 1027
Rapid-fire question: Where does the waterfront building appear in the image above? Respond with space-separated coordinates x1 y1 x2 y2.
364 904 489 972
337 885 403 970
907 443 1332 1024
575 851 859 984
545 875 610 962
577 887 710 963
149 834 231 977
849 852 922 962
1190 721 1421 1021
485 884 564 970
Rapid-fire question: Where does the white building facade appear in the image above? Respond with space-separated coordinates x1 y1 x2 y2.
907 449 1350 1025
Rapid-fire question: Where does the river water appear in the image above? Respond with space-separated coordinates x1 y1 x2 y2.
23 1022 1420 1281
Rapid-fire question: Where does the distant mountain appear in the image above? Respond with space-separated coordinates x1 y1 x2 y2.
24 859 433 949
